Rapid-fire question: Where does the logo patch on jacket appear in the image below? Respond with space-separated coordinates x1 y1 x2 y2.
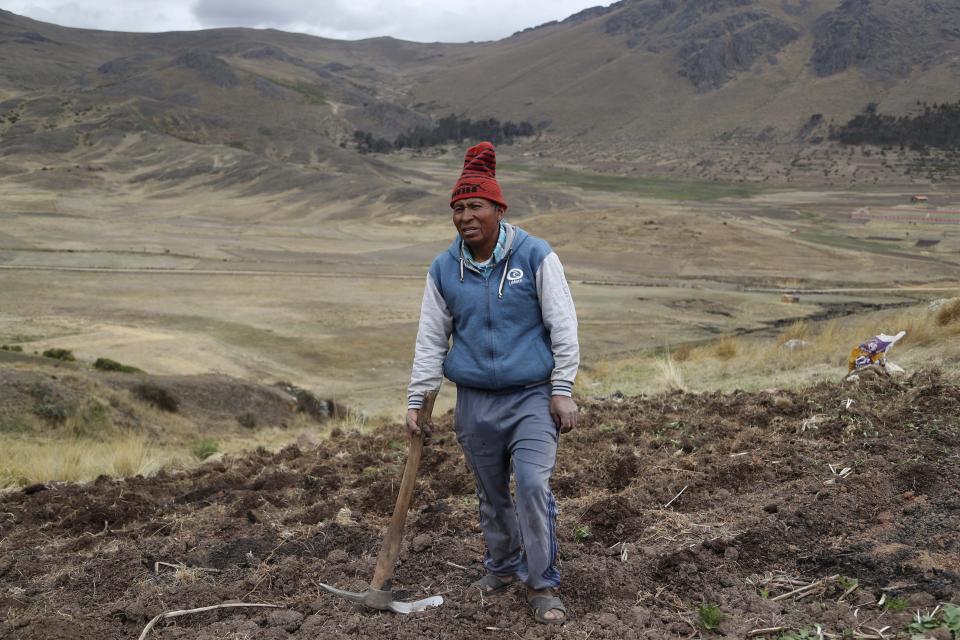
506 268 524 284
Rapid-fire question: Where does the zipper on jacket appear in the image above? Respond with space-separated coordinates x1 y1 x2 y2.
497 250 512 299
484 274 500 388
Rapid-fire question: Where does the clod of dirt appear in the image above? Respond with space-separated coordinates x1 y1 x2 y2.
262 609 304 632
411 533 432 552
21 483 47 495
326 549 349 564
334 506 356 525
296 430 322 449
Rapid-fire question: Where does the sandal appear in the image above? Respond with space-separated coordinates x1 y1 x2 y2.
528 594 567 625
471 573 516 593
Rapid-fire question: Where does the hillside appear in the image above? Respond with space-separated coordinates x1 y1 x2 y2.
3 1 960 200
0 9 473 210
415 0 960 142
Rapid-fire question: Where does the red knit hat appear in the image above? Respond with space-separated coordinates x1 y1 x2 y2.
450 141 507 211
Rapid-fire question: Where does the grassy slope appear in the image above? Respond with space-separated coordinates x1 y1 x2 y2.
522 167 762 201
583 299 960 397
0 355 378 488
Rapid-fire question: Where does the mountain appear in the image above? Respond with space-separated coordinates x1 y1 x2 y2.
414 0 960 145
0 9 477 210
2 0 960 202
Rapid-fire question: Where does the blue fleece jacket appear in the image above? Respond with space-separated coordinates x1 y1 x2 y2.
432 226 553 390
408 223 580 408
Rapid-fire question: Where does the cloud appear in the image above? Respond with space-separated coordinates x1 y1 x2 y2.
7 0 199 33
190 0 605 42
192 0 314 30
189 0 456 40
7 0 609 42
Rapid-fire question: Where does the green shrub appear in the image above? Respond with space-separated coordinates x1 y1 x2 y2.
698 603 725 631
35 399 72 423
778 626 821 640
838 576 859 591
0 415 32 433
192 439 219 460
1 344 23 352
42 348 75 361
907 609 943 635
941 603 960 637
75 401 111 437
905 603 960 638
94 358 141 373
573 524 591 544
134 383 179 412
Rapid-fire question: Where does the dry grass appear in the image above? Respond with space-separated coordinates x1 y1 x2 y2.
814 319 845 354
0 436 174 488
714 335 740 360
0 364 308 487
583 301 960 397
777 320 810 345
670 343 694 362
653 353 687 393
0 403 395 488
936 298 960 327
110 436 162 477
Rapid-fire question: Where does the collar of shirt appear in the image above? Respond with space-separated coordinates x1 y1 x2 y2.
462 222 506 274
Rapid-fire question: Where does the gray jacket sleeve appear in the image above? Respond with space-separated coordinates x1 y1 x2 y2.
407 272 452 409
536 252 579 397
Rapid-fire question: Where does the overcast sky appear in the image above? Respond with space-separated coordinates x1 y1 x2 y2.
5 0 610 43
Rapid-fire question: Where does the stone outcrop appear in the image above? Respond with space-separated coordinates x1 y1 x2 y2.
602 0 798 91
811 0 960 80
169 52 239 88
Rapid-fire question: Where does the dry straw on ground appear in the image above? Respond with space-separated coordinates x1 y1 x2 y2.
584 300 960 398
654 353 687 392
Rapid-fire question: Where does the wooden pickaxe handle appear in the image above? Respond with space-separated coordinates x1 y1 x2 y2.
369 389 438 591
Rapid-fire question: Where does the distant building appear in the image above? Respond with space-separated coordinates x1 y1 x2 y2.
781 294 800 304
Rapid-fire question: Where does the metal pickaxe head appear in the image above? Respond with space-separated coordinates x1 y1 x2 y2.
317 582 443 614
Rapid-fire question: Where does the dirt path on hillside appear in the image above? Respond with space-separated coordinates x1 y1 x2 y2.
1 370 958 639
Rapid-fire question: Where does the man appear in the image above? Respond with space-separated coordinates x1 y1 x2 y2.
406 141 579 625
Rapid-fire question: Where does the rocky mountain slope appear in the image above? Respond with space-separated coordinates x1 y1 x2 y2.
415 0 960 146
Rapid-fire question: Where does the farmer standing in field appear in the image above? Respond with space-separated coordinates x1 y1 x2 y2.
406 141 579 625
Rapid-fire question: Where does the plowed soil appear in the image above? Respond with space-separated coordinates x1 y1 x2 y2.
2 370 959 639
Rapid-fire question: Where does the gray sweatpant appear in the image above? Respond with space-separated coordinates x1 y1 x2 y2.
454 382 560 590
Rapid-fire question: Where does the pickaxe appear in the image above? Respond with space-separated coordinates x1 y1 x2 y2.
317 389 443 614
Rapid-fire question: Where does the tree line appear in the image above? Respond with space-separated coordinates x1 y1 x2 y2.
353 114 538 154
829 101 960 150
